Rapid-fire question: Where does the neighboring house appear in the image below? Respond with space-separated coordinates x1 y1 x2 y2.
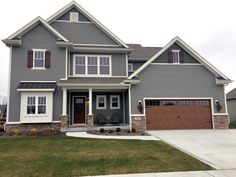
226 88 236 123
2 1 232 133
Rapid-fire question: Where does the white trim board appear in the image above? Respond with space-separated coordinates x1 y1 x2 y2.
6 17 68 42
46 1 129 48
128 36 231 81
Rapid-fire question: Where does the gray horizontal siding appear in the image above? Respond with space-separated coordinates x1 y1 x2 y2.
51 21 118 45
131 65 226 114
9 24 65 122
154 43 200 63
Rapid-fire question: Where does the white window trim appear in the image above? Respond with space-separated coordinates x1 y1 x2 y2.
32 49 47 69
171 50 180 64
110 95 120 109
73 54 112 77
96 95 107 110
128 63 134 72
70 12 79 22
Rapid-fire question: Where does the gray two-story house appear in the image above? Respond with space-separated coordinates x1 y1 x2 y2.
2 1 232 133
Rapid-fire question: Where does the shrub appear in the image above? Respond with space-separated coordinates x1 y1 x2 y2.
30 128 38 132
116 128 121 132
108 130 113 134
131 128 136 133
99 128 105 133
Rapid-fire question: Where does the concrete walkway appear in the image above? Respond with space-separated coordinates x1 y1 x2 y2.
85 170 236 177
66 132 159 140
147 130 236 169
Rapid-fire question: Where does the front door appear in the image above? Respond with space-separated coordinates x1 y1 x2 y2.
73 97 86 124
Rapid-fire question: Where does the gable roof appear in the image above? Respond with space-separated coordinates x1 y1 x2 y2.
46 1 129 48
127 44 162 61
128 36 231 81
5 17 68 42
227 88 236 100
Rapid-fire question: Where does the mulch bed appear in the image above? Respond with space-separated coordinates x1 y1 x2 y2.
87 130 149 136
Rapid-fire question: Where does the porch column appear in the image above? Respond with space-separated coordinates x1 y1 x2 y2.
88 88 92 115
62 88 67 115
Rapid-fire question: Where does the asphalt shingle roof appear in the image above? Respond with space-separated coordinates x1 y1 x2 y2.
17 82 57 89
127 44 162 61
227 88 236 100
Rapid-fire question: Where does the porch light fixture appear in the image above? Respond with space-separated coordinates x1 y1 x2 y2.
215 100 222 112
137 100 143 114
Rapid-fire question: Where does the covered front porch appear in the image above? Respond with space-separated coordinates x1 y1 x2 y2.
58 78 131 131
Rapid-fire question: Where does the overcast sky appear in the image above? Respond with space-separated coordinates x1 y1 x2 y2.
0 0 236 96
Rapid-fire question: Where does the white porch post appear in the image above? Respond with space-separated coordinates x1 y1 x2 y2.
89 88 93 115
62 88 67 115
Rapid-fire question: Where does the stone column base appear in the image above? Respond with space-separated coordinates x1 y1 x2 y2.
213 115 229 129
131 116 146 132
60 115 69 132
87 115 94 128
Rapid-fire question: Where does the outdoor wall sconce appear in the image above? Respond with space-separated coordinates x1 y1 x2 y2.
215 100 222 112
137 100 143 114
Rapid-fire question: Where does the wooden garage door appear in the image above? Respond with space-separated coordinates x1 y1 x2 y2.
145 99 212 130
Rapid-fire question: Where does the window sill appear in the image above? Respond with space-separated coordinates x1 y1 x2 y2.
31 67 46 70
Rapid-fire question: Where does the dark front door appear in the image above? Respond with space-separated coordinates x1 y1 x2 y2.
73 97 86 124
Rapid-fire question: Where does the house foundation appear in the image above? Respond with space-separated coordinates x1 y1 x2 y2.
213 115 229 129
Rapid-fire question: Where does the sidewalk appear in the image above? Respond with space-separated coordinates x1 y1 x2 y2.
85 170 236 177
66 132 159 140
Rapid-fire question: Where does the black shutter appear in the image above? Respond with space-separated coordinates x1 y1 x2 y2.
27 50 33 68
179 51 184 63
168 51 173 63
45 51 51 68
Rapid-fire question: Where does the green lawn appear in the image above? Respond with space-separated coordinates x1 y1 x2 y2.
0 136 213 177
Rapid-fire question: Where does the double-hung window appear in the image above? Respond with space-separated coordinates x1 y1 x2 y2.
128 63 133 72
27 96 46 115
75 56 86 74
96 95 107 109
110 95 120 109
88 56 98 74
73 55 111 76
172 50 180 64
33 49 46 68
100 57 110 75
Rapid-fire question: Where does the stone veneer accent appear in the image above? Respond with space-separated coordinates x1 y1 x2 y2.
60 115 69 131
131 116 146 132
87 115 94 128
5 123 61 135
213 115 229 129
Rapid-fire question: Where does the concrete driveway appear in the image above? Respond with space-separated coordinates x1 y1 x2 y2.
147 130 236 170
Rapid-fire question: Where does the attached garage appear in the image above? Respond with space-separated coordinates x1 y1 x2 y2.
145 99 212 130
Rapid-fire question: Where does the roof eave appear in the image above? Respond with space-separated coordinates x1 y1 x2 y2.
2 39 21 47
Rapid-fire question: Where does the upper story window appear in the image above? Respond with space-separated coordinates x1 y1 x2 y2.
33 49 46 68
128 63 134 72
70 12 79 22
168 50 184 64
27 49 50 69
172 50 180 64
73 55 111 76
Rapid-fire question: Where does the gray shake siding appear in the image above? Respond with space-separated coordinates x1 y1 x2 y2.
9 24 66 122
51 21 118 45
131 65 226 114
69 53 127 76
154 43 200 63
